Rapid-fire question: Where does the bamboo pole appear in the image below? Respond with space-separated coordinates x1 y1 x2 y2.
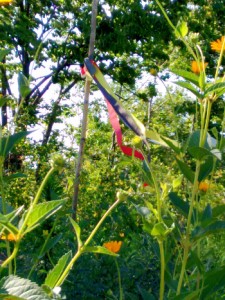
72 0 98 220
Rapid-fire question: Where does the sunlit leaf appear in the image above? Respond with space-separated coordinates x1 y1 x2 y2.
174 81 202 99
25 200 65 232
44 251 72 288
170 69 199 86
69 217 82 248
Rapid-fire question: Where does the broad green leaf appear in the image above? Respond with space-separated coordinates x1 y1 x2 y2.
146 130 169 147
0 49 10 61
151 222 173 238
201 204 212 223
44 251 72 288
69 217 82 248
168 192 196 223
192 221 225 240
204 82 225 97
187 130 217 149
146 130 180 150
175 21 188 37
176 158 194 183
198 156 213 181
201 266 225 299
173 81 202 99
82 245 118 256
160 136 181 154
0 275 51 300
18 72 31 98
25 200 65 232
212 205 225 218
0 131 32 158
170 69 199 86
3 173 27 182
187 146 212 160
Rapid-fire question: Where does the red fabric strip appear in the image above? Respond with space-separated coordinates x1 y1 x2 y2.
106 100 144 161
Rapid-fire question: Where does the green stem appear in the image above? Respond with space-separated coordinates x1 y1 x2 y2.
1 167 55 269
159 240 165 300
115 258 123 300
55 198 121 287
1 241 20 268
19 167 55 235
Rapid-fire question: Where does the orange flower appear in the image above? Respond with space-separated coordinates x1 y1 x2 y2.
0 233 19 242
0 0 13 6
210 36 225 53
199 181 210 192
104 241 122 253
191 61 208 74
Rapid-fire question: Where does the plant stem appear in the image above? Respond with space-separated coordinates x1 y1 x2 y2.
19 167 55 235
159 240 165 300
115 258 123 300
55 198 121 287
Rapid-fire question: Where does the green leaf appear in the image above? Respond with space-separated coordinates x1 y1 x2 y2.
151 222 173 238
44 251 72 288
201 266 225 299
25 200 65 232
0 49 10 61
69 217 82 248
187 146 212 160
204 82 225 97
175 21 188 37
168 192 196 223
174 81 202 99
176 158 195 183
187 130 217 149
170 69 199 86
0 214 19 235
201 204 212 223
160 136 181 154
0 131 32 158
18 72 31 98
82 245 118 257
192 221 225 240
0 275 51 300
142 160 154 185
198 156 213 181
146 130 169 147
3 173 27 182
212 205 225 218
